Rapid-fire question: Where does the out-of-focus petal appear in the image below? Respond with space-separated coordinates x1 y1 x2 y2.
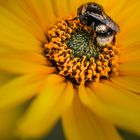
17 75 74 138
0 74 47 111
79 84 140 135
62 92 122 140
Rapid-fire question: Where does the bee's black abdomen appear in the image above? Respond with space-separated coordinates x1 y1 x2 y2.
96 29 114 37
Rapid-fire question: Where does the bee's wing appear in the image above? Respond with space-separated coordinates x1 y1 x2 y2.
88 13 120 32
103 15 120 32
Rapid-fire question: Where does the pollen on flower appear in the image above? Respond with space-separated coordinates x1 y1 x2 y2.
44 16 120 85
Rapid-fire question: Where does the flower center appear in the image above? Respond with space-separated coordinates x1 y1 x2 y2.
66 27 99 60
43 16 120 85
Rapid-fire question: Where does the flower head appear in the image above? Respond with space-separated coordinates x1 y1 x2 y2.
0 0 140 140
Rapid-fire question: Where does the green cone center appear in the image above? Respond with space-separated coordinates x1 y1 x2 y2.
66 27 99 60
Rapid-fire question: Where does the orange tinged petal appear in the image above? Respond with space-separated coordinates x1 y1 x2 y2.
53 0 70 18
119 62 140 75
120 43 140 63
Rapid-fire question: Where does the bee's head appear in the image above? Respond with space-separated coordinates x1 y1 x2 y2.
77 2 103 17
86 2 103 15
77 2 104 27
77 15 93 26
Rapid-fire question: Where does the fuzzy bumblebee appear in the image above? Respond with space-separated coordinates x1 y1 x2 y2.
77 2 120 46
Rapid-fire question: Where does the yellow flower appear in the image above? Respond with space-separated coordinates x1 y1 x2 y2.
0 0 140 140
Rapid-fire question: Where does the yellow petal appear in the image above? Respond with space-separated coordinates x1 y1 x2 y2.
79 84 140 135
62 92 122 140
118 21 140 46
41 0 56 25
111 76 140 93
119 43 140 63
0 107 22 140
112 1 140 46
116 1 140 28
120 29 140 46
0 0 56 41
107 0 127 19
0 48 50 65
0 55 55 74
0 5 42 52
20 0 49 32
53 0 70 18
0 74 46 111
119 62 140 75
0 70 16 86
67 0 82 14
119 44 140 75
17 75 73 138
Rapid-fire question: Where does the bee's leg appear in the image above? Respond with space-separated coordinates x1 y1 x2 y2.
72 17 78 20
89 31 96 48
90 22 96 41
91 22 95 31
112 35 116 45
66 17 77 22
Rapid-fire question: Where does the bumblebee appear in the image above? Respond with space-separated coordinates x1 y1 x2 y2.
77 2 120 46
